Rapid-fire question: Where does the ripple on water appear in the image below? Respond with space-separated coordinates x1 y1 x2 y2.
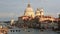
8 28 58 34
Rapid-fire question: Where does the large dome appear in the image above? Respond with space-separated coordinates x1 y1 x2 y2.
24 4 35 18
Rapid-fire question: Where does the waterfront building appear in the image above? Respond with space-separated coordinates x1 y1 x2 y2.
18 3 60 29
18 3 55 22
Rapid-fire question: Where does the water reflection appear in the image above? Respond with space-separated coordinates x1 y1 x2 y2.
8 28 58 34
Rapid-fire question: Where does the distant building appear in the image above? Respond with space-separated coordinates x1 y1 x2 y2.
18 17 24 23
18 3 60 24
17 3 60 29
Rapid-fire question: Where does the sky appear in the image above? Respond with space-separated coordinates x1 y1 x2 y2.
0 0 60 21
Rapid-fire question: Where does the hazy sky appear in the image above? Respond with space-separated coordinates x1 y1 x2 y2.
0 0 60 21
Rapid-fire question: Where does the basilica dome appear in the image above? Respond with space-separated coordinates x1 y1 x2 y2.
24 4 35 18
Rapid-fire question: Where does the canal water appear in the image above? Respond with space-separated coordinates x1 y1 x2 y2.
8 28 59 34
0 23 60 34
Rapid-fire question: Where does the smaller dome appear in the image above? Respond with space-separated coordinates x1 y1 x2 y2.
36 8 40 13
35 8 41 16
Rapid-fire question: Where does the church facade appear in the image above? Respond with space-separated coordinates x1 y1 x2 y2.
18 3 60 23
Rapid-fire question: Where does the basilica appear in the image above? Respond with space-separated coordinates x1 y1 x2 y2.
18 3 60 23
15 3 60 30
